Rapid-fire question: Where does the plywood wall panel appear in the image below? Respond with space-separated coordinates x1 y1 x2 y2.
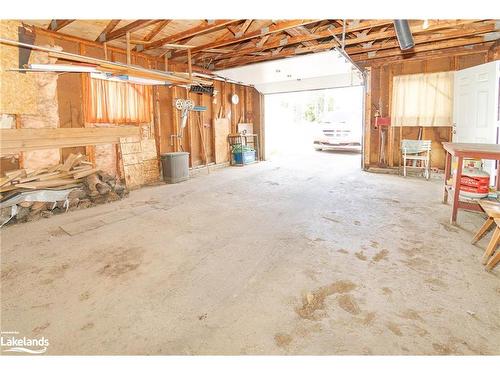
0 21 38 114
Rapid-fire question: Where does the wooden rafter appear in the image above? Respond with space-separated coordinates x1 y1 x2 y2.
95 19 121 42
202 20 393 62
215 29 498 70
347 22 499 56
351 35 498 61
211 19 489 65
236 19 253 37
48 20 75 32
172 19 322 58
143 20 172 42
103 20 157 42
142 20 241 51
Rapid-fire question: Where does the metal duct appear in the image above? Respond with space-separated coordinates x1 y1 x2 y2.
393 20 415 50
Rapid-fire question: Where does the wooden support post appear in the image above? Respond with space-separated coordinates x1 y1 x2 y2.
126 31 131 65
104 42 108 60
363 68 371 168
164 53 169 72
172 87 179 152
451 156 463 224
187 48 193 80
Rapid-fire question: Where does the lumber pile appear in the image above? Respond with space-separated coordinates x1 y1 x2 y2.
0 127 140 156
0 153 128 225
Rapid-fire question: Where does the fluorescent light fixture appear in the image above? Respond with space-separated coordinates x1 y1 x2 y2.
29 64 99 73
90 72 170 86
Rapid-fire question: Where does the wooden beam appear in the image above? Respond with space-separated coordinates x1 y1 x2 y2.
95 19 121 42
187 48 192 80
207 20 393 62
143 20 241 51
213 20 493 68
174 19 323 58
346 22 499 56
27 25 213 75
1 128 140 156
142 20 171 42
0 38 213 86
126 32 131 65
351 35 497 61
236 19 253 37
48 20 75 32
357 42 493 67
103 20 155 42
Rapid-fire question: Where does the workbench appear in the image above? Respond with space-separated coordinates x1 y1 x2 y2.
442 142 500 224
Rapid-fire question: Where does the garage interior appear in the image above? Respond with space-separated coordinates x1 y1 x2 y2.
1 18 500 356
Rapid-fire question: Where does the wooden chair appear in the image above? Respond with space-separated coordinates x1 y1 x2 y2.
401 140 432 180
471 199 500 270
485 219 500 271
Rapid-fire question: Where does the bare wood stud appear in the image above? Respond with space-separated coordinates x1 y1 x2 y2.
187 48 193 81
126 32 131 65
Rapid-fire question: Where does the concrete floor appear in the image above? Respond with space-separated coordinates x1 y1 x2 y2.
1 150 499 355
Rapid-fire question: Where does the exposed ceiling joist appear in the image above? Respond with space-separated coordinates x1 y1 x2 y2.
173 19 322 58
212 19 489 65
102 20 156 42
206 20 393 62
351 34 498 61
347 22 500 56
95 19 120 42
48 20 75 32
143 20 172 42
236 19 253 37
217 31 497 70
142 20 241 51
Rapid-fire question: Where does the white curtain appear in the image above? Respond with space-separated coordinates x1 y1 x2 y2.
391 71 454 127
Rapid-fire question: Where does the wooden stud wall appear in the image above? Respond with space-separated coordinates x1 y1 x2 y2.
0 21 265 185
363 45 499 171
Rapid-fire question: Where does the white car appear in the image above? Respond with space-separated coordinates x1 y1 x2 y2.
313 111 361 151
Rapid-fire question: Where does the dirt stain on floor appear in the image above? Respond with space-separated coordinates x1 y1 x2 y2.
81 322 94 331
337 249 349 254
425 278 449 291
382 287 392 295
361 311 376 325
440 223 459 233
398 309 425 323
386 322 403 336
274 333 293 348
337 294 361 315
355 251 367 261
79 291 91 301
296 280 357 320
33 322 50 335
432 342 458 355
97 247 144 277
372 249 389 262
402 257 431 271
322 216 340 223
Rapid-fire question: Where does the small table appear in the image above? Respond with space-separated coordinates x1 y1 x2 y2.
442 142 500 224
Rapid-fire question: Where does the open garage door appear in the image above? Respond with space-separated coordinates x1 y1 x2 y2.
217 49 365 166
217 50 364 94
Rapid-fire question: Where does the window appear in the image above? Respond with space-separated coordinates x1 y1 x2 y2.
84 75 152 124
391 71 453 127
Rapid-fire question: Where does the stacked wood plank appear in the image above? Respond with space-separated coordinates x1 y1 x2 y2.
0 127 140 156
0 153 92 196
0 153 129 225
